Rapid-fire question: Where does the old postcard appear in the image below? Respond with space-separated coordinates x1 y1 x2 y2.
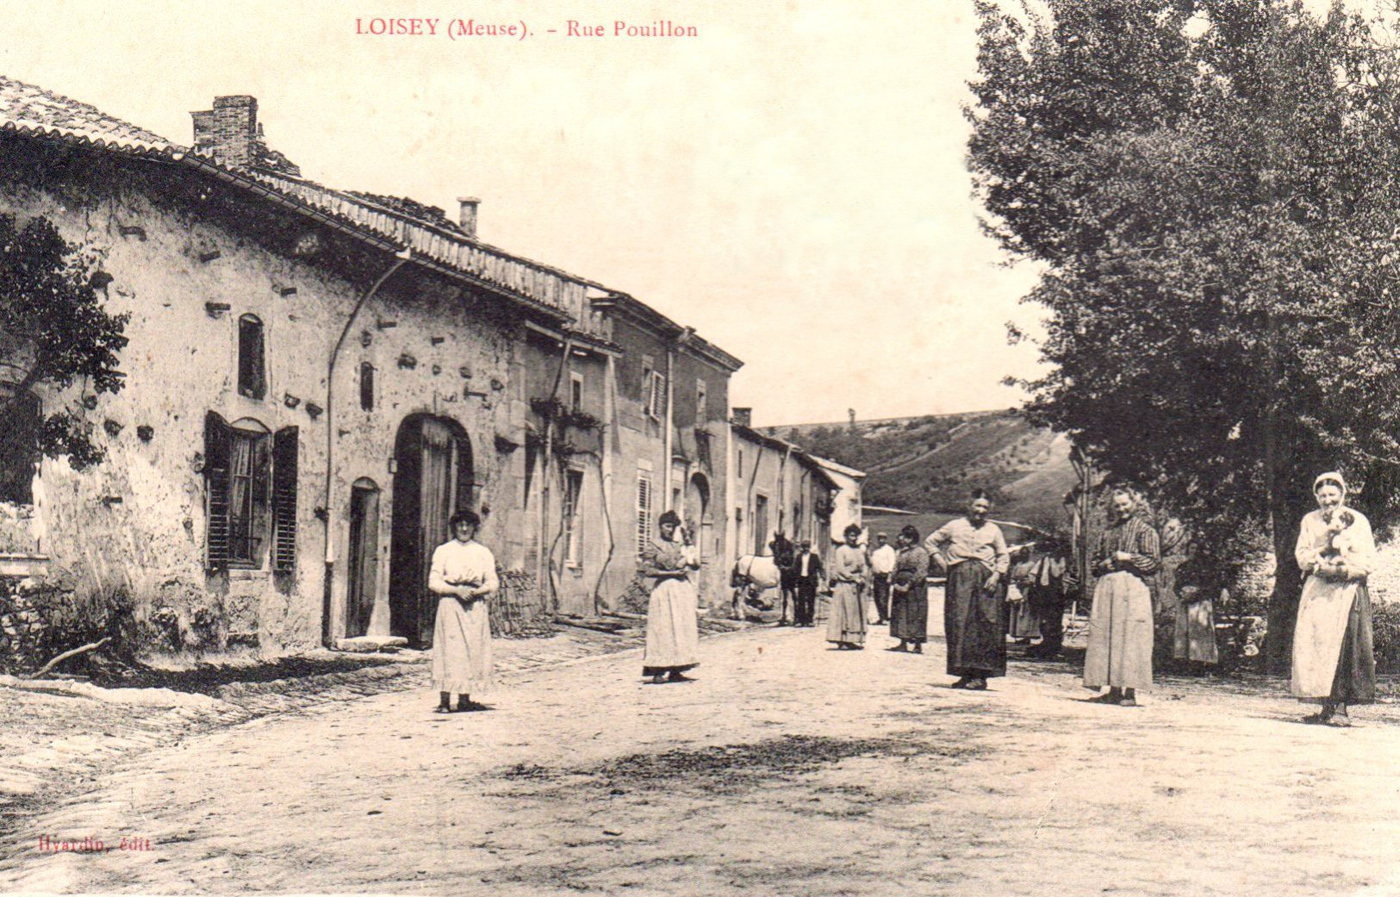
0 2 1394 895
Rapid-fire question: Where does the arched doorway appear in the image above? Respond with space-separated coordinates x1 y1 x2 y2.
685 472 711 563
389 415 474 647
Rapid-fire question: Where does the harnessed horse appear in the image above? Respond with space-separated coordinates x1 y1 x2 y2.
729 533 795 620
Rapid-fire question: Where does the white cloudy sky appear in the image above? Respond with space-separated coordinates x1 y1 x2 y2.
1 0 1045 426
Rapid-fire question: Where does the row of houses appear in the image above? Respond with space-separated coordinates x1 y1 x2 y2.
0 78 862 652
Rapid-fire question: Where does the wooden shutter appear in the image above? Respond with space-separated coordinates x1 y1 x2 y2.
636 473 652 560
204 411 233 571
647 371 667 420
272 426 299 572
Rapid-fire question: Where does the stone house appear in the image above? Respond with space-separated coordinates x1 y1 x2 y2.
0 78 740 652
730 413 859 566
595 294 743 610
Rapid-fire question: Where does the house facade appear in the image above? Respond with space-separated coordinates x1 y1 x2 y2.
0 79 741 652
730 412 864 566
597 295 742 611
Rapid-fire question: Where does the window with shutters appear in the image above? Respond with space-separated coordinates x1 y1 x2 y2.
238 315 267 399
564 468 584 567
635 471 653 560
696 378 708 421
205 412 298 572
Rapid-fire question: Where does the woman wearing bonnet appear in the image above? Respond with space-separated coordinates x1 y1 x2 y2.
1292 471 1377 727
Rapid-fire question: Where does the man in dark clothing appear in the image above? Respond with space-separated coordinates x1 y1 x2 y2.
792 540 824 626
1024 538 1074 659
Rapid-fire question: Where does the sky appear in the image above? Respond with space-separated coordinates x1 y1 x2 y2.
0 0 1045 427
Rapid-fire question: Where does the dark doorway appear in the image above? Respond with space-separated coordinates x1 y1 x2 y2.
686 472 711 563
346 479 380 638
753 494 769 556
389 415 474 647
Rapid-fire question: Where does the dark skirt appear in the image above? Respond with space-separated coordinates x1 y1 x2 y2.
1331 584 1376 706
890 582 928 643
945 562 1006 678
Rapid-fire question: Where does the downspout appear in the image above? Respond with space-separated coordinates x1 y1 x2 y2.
724 418 735 567
664 345 676 511
542 336 575 614
321 249 412 647
778 443 791 537
592 355 619 615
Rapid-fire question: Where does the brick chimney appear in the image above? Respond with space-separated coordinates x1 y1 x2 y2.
732 407 752 428
191 96 301 176
457 197 480 238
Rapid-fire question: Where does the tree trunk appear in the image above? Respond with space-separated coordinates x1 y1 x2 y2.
1265 483 1302 676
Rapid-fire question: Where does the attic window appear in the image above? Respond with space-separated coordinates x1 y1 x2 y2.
238 314 267 399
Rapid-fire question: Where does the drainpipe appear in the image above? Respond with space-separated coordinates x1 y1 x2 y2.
321 249 412 646
591 354 619 615
663 345 675 512
542 335 575 614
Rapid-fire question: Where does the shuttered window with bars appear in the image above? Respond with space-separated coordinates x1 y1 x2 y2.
635 471 653 560
204 412 298 572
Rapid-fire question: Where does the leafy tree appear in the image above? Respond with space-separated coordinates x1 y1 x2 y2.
0 213 128 476
970 0 1400 670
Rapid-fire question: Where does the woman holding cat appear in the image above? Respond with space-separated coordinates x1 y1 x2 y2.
1292 472 1377 727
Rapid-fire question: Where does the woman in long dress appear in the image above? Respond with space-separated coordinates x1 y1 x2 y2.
888 525 929 654
1083 489 1160 707
643 510 701 684
1292 472 1377 727
428 510 499 713
826 524 870 650
927 490 1010 690
1171 553 1220 671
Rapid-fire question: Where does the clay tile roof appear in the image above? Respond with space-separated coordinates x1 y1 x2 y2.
0 75 174 152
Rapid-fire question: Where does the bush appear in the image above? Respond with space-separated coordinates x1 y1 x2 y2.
1372 600 1400 674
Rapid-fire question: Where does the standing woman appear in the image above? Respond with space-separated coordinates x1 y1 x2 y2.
927 490 1010 689
1083 489 1159 707
826 524 870 650
888 525 930 654
1292 472 1377 726
429 510 499 713
643 510 702 684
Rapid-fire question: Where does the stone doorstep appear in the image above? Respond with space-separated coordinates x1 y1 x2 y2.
332 635 410 653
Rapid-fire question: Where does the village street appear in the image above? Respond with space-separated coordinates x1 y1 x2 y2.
4 622 1400 897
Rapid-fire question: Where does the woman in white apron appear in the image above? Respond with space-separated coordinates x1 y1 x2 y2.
1291 472 1377 727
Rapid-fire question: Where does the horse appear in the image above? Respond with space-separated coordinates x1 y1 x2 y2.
729 533 795 620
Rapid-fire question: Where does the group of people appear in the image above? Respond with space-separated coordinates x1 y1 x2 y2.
425 472 1380 728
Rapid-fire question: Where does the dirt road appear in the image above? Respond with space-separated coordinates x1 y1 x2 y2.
4 625 1399 896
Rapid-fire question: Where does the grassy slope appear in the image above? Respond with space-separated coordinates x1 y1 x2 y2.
769 411 1075 531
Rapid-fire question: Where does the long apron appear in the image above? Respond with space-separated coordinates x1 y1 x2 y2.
826 581 866 646
890 582 929 643
432 596 494 694
1083 571 1153 690
945 562 1006 678
644 577 700 674
1292 576 1375 704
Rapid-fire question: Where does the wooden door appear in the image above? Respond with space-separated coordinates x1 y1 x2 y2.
346 483 380 638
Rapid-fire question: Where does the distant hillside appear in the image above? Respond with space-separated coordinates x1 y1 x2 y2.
765 411 1076 530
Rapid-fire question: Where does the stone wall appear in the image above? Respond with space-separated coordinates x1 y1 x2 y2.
0 143 546 652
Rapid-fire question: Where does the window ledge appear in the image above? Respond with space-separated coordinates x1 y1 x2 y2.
0 553 49 578
228 568 271 581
